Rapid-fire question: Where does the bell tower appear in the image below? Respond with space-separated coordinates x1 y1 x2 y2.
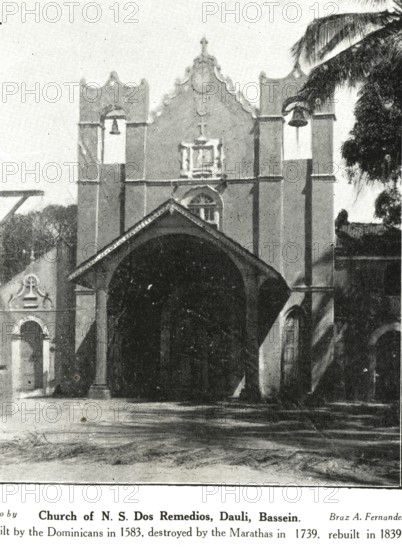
74 72 149 395
76 72 149 263
257 65 336 398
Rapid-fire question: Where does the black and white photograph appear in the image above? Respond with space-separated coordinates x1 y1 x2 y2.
0 0 400 490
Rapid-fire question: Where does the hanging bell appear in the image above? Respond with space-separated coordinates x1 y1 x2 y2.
109 117 121 135
288 106 308 127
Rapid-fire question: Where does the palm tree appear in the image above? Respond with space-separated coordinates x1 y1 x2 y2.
293 0 402 109
292 1 402 226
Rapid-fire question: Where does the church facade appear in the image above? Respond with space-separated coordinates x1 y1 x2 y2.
69 39 335 401
2 40 398 404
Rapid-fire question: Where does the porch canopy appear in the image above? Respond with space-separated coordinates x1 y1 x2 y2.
69 199 290 399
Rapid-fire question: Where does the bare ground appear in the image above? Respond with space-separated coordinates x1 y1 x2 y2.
0 399 400 485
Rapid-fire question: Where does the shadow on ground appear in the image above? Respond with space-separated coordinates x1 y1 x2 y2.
0 400 400 485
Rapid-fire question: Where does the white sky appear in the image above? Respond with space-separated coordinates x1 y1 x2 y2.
0 0 387 222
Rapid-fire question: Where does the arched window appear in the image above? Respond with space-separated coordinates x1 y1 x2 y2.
384 263 401 296
188 193 217 223
182 187 223 229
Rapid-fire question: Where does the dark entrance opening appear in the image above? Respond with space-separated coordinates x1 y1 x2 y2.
375 330 400 401
20 321 43 391
107 235 246 400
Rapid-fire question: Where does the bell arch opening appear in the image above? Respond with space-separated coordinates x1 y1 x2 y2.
107 234 246 401
101 106 127 164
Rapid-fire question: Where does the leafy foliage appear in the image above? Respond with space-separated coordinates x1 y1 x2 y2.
374 187 402 226
0 204 77 283
335 209 349 231
341 64 401 183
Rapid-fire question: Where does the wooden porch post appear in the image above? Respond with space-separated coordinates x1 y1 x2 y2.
88 271 111 399
241 271 261 401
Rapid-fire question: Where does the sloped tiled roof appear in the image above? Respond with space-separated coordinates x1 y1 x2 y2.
69 199 289 287
336 223 401 256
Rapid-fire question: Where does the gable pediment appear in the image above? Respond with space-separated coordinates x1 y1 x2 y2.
150 38 256 122
69 200 287 290
145 39 256 181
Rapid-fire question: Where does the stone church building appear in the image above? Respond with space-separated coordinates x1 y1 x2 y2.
70 38 335 401
0 40 400 402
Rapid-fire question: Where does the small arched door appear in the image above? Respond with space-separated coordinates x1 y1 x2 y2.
20 321 43 391
281 308 307 398
375 330 400 401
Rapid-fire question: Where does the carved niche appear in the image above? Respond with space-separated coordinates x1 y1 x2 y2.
180 117 224 179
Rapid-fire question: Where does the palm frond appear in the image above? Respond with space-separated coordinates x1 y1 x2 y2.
298 20 402 108
386 28 402 66
349 0 390 7
351 0 402 10
292 10 399 64
317 12 401 59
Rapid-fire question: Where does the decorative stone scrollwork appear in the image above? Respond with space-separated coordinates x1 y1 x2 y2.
8 273 53 311
180 138 224 179
150 37 255 122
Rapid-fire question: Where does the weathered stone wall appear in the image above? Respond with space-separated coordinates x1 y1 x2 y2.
0 242 75 399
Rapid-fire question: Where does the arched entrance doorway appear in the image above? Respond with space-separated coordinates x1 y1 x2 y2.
107 234 246 400
375 330 400 401
20 321 43 391
11 316 51 396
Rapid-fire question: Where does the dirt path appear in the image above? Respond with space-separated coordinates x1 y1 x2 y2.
0 399 399 485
